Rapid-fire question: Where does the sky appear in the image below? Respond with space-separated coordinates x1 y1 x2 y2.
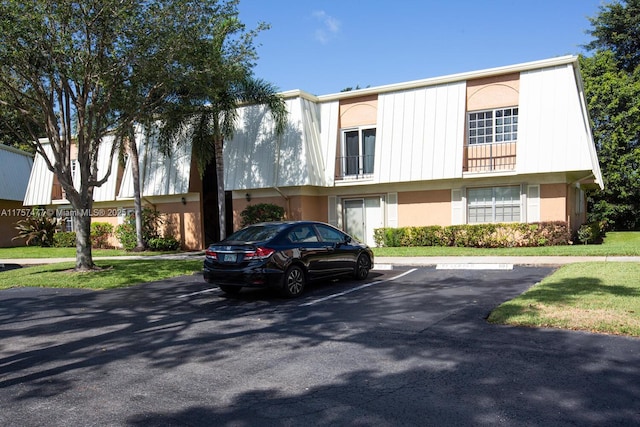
237 0 606 95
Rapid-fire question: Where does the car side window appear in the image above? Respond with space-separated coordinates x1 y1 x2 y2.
287 225 319 243
316 225 345 243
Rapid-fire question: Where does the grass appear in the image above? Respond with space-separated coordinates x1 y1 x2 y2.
0 246 181 258
0 259 203 290
488 262 640 337
372 231 640 257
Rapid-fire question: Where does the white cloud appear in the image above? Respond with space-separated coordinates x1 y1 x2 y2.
312 10 340 44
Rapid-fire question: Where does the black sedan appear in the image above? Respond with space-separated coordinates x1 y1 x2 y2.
203 221 374 298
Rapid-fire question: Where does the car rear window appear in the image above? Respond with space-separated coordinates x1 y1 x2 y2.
225 224 283 242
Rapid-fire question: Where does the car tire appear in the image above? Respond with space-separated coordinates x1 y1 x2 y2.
219 285 242 295
281 265 306 298
353 254 371 280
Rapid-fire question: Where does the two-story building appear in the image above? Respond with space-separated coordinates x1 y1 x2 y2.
225 55 602 246
23 55 602 248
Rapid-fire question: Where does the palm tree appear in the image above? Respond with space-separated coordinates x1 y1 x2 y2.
157 75 287 241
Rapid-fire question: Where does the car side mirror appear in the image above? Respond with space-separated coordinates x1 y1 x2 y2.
344 235 352 244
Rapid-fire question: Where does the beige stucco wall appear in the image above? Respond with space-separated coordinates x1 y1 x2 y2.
64 197 204 251
467 73 520 111
540 183 567 223
231 195 327 231
339 94 378 128
0 200 27 247
398 190 451 227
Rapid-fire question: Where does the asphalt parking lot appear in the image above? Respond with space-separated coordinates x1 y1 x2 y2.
1 266 639 426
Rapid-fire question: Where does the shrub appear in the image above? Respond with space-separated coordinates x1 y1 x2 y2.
13 215 57 247
373 222 571 248
91 222 113 249
240 203 285 227
115 208 162 250
576 221 605 245
147 236 181 251
53 231 76 247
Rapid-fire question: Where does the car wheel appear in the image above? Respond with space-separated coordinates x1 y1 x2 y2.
281 265 306 298
219 285 242 295
353 254 371 280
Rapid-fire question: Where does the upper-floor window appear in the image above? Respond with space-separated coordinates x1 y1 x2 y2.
468 107 518 145
340 127 376 178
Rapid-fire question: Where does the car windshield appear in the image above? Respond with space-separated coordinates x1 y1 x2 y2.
224 224 283 243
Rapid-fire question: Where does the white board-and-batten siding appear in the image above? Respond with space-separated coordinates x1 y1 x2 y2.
375 81 466 184
0 145 33 202
118 127 192 198
517 64 601 179
224 97 329 191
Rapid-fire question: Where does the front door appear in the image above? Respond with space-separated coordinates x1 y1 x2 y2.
343 197 382 247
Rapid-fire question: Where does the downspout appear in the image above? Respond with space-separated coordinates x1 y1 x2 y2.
272 132 291 218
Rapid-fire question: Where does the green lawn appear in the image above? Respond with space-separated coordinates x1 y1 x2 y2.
0 246 183 258
372 231 640 257
0 259 203 290
488 262 640 337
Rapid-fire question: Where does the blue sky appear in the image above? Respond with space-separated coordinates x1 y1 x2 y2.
238 0 605 95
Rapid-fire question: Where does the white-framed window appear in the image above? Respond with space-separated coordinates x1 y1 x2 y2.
468 186 520 223
468 107 518 145
341 126 376 177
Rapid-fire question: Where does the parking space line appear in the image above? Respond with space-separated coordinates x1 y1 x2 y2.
177 288 219 298
299 268 418 307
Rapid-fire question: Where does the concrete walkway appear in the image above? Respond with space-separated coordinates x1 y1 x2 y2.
1 253 639 268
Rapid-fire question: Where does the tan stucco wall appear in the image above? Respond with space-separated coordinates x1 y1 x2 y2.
0 200 27 247
540 183 567 223
467 73 520 111
231 195 327 231
398 190 451 227
67 197 204 250
157 200 203 250
339 94 378 128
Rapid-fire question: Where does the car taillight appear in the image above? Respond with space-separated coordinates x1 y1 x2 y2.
245 247 275 260
205 249 217 260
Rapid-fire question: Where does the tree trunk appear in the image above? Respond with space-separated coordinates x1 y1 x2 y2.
75 212 93 270
129 136 145 250
215 137 226 240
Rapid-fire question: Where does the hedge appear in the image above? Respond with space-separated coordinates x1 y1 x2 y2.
373 222 571 248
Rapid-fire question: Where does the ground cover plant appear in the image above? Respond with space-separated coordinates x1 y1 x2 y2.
488 262 640 337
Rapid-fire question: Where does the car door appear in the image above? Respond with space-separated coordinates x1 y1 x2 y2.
285 225 328 279
314 224 356 275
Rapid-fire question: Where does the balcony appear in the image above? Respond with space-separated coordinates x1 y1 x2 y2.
464 141 516 173
335 155 375 180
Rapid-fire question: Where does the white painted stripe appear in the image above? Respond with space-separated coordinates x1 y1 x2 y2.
372 264 393 270
178 288 220 298
436 263 513 270
299 268 418 307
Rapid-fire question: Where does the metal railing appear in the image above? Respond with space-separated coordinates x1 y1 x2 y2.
335 155 375 180
464 141 516 172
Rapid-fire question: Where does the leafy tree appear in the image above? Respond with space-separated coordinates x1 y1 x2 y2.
586 0 640 72
0 0 266 269
157 75 288 241
582 0 640 230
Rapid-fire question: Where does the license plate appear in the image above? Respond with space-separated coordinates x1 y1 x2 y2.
222 253 237 263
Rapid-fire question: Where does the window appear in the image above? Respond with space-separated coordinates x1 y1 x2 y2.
468 107 518 145
468 186 520 223
287 225 319 243
341 127 376 176
315 224 345 243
